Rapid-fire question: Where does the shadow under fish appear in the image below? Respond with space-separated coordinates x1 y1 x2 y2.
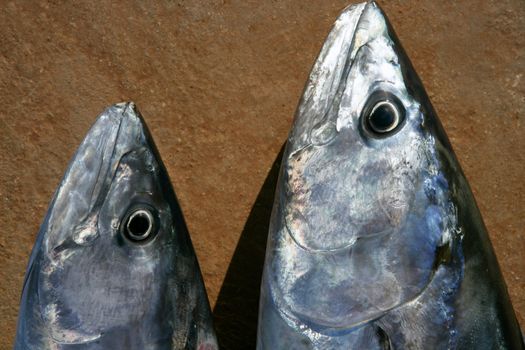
213 146 284 350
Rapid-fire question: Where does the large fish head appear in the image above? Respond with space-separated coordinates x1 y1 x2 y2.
269 1 460 331
20 103 215 347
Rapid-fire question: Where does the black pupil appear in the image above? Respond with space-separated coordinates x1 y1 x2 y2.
368 103 397 133
128 213 150 237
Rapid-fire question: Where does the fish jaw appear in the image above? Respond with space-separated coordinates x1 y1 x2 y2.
283 0 420 253
41 102 143 257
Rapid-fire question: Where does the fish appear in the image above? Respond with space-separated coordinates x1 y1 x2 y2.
14 103 218 350
256 2 524 349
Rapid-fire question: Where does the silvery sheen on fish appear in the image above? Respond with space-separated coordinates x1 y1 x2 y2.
257 2 524 349
14 103 218 349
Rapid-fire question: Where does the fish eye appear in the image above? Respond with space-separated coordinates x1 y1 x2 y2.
361 91 405 138
121 206 158 242
368 101 400 133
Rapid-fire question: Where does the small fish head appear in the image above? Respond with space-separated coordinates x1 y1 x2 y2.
34 103 193 345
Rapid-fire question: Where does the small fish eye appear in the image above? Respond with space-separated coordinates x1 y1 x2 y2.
122 207 157 242
361 91 406 138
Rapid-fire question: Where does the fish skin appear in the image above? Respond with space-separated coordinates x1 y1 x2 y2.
257 1 524 349
14 103 218 350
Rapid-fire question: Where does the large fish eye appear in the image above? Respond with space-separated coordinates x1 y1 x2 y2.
368 101 400 133
121 205 158 243
361 91 405 138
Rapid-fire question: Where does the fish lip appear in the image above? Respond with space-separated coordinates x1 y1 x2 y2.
42 102 148 253
334 0 376 59
290 0 373 152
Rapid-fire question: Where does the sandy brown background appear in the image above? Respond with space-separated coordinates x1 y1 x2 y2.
0 1 523 349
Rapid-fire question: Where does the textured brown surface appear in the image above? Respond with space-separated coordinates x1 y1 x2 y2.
0 1 523 349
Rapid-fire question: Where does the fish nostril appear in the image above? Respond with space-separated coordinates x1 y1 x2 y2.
125 209 154 241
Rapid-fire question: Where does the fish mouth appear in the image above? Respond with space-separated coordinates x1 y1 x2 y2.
298 0 371 133
43 102 148 254
293 0 387 152
283 1 389 253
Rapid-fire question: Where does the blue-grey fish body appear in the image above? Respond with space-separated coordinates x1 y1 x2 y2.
257 2 524 349
15 103 218 349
